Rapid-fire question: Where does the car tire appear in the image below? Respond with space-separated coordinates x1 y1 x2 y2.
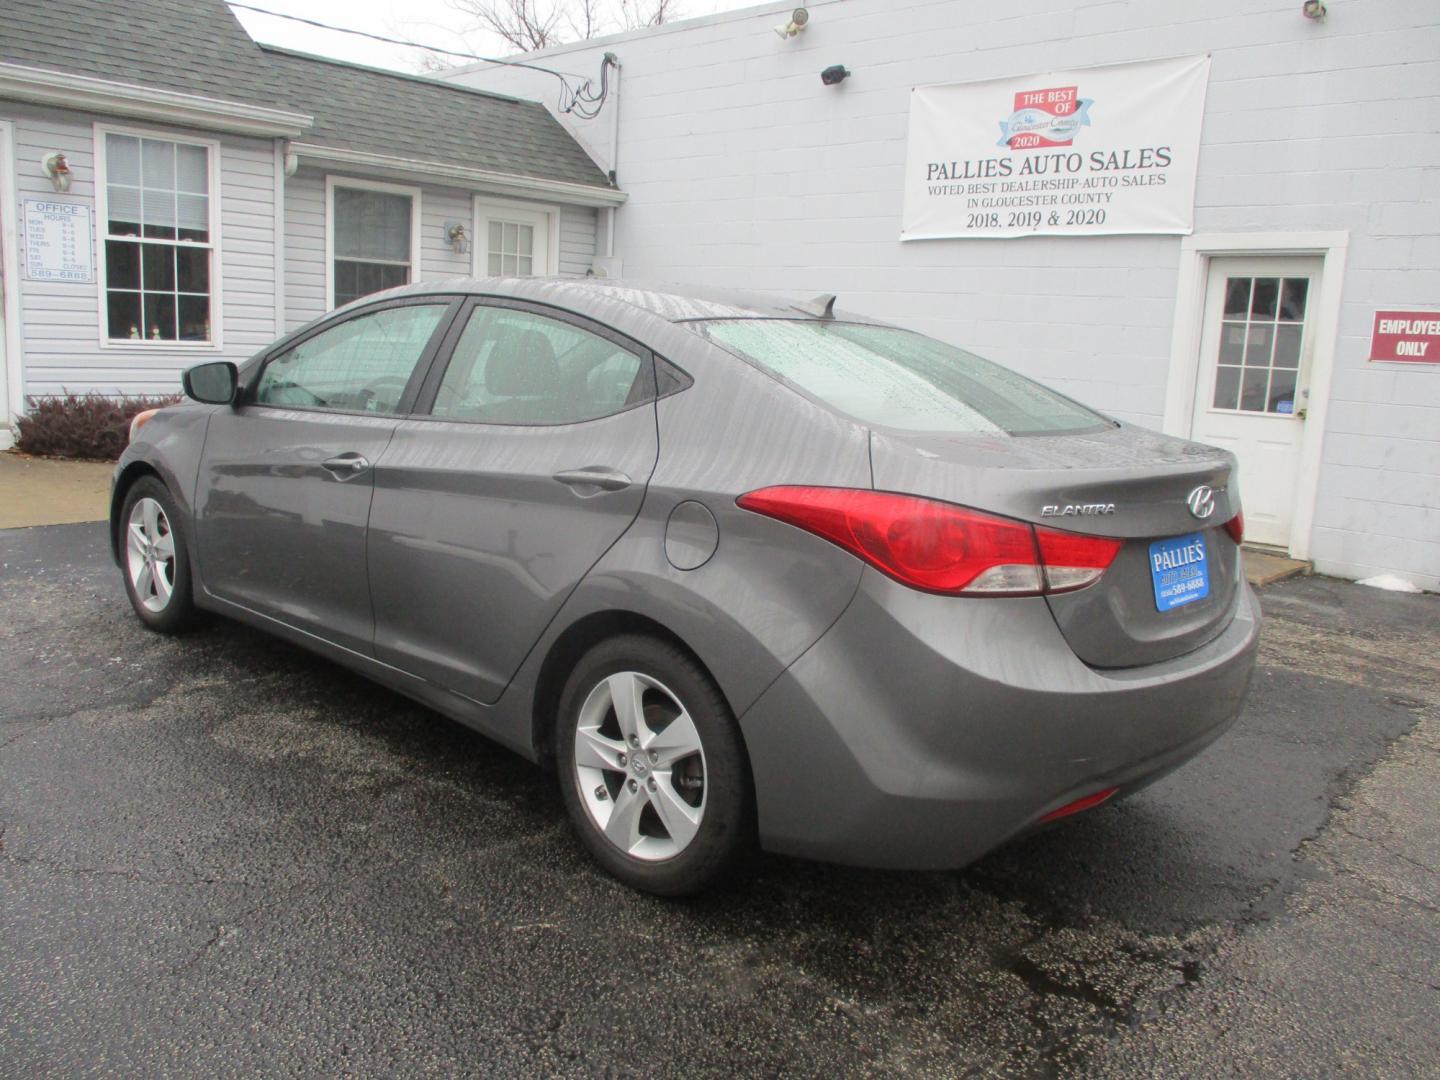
555 634 754 896
119 477 196 634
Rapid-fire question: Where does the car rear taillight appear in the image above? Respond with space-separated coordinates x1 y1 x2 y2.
736 486 1121 597
1034 526 1124 594
1224 510 1244 545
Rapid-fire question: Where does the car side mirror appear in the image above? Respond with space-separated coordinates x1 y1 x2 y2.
182 361 238 405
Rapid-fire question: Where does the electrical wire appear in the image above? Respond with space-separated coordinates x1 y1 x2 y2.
225 1 614 116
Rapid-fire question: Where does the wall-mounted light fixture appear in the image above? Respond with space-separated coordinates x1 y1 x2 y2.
820 64 850 87
41 151 71 192
774 7 809 39
1302 1 1327 19
445 221 470 255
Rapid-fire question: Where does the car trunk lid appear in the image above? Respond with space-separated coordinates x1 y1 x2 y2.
869 424 1243 668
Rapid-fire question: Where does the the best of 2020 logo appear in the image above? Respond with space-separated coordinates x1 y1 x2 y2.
997 85 1095 150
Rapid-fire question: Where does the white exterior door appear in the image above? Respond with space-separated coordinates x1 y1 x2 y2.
1189 256 1323 550
474 199 554 278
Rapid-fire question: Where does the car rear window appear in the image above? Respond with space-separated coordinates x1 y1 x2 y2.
696 320 1112 435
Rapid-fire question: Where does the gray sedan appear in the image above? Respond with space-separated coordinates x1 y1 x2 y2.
112 279 1259 895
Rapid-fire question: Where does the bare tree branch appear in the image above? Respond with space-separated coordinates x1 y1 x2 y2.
447 0 567 53
616 0 679 30
445 0 683 55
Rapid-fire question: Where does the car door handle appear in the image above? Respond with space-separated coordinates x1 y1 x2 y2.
321 453 371 479
553 467 632 493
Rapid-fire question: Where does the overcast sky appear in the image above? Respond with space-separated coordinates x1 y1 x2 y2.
229 0 765 74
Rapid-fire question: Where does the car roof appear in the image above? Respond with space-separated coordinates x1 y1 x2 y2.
368 277 883 325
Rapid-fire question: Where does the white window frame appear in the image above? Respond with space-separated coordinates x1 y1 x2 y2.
93 122 223 352
1162 231 1349 561
472 196 561 279
325 175 422 311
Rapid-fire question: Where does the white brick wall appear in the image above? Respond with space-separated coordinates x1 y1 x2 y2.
452 0 1440 589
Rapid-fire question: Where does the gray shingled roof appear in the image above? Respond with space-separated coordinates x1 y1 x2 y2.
0 0 286 110
0 0 613 192
261 47 612 190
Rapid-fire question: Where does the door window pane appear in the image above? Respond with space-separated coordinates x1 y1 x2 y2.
1268 368 1298 414
1219 322 1246 365
1211 273 1312 415
431 307 644 424
256 304 447 413
484 219 538 278
1279 279 1308 322
1223 278 1250 318
1240 368 1269 412
1250 278 1279 319
1244 323 1272 367
1212 366 1241 410
1273 325 1302 368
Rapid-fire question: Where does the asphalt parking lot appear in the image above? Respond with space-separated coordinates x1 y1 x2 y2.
2 521 1437 1078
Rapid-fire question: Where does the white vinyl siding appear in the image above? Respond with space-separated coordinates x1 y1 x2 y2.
283 167 599 332
558 204 598 278
5 102 280 398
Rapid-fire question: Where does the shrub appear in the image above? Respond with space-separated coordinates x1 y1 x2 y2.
14 392 182 461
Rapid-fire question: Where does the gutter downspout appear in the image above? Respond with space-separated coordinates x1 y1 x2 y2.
605 53 620 260
273 139 287 335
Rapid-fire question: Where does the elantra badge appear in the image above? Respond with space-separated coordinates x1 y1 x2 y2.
1041 503 1116 517
1186 485 1217 520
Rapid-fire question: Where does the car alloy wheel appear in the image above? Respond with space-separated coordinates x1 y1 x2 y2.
126 496 177 613
572 670 707 861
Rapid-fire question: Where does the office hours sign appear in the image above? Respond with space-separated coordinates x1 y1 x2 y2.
24 199 94 282
901 55 1211 241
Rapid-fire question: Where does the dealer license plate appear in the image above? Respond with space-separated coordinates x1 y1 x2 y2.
1149 532 1210 612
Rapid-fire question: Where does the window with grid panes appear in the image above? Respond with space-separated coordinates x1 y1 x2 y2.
1212 276 1309 415
333 187 414 306
487 220 535 276
103 133 213 342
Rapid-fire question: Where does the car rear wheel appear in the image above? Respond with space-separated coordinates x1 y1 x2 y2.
120 477 195 633
555 635 754 896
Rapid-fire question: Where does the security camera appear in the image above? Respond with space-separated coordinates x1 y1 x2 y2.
774 7 809 38
820 64 850 86
1301 0 1326 18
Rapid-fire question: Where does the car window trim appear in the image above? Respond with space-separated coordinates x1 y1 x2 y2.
408 295 661 429
240 295 465 418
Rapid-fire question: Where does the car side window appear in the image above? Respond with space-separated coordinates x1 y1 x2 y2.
430 306 645 425
254 303 448 414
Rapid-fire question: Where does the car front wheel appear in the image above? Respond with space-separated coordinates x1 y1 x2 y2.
555 635 754 896
120 477 195 633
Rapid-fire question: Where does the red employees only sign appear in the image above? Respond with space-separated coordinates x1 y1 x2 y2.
1370 310 1440 364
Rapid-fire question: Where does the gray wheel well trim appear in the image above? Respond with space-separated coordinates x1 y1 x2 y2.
529 610 732 767
109 460 164 564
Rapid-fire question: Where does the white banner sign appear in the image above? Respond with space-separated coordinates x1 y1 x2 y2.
901 55 1211 241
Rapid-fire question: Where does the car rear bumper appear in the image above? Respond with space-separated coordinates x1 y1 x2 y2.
737 569 1261 870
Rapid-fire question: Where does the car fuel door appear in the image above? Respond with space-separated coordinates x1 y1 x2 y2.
367 300 660 703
